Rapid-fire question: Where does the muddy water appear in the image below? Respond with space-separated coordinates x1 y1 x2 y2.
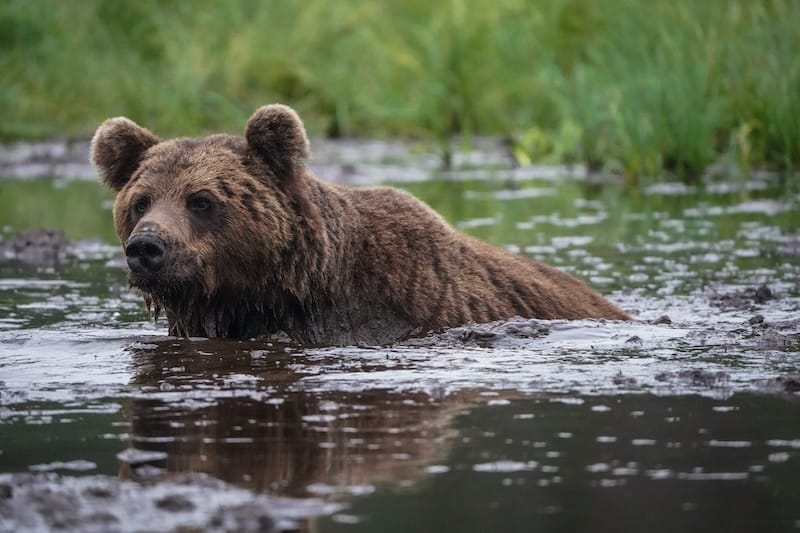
1 141 799 531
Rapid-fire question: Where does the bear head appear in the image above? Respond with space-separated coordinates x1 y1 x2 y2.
91 104 313 316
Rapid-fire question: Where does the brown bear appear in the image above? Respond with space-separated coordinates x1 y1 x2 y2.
91 104 630 345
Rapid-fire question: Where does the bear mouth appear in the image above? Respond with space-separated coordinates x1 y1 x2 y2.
128 270 163 292
128 269 197 301
125 241 205 298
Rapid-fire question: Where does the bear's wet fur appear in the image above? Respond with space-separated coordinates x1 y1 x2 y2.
92 104 630 345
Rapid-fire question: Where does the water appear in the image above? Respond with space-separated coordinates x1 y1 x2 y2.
0 140 799 531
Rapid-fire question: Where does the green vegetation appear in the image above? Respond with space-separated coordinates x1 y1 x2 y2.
0 179 116 242
1 0 798 181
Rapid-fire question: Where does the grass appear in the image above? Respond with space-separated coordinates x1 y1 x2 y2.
1 0 798 182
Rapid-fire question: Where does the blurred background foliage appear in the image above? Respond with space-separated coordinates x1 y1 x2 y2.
1 0 798 182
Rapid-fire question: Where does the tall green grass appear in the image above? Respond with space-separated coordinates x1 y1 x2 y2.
1 0 798 182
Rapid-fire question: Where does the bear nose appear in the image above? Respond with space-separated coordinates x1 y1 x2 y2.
125 234 166 274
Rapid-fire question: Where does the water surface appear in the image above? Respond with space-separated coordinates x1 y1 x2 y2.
0 140 798 531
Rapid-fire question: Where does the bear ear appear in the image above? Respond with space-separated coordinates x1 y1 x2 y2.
245 104 310 179
91 117 159 192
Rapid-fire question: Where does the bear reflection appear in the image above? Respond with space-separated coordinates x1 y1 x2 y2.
123 339 473 496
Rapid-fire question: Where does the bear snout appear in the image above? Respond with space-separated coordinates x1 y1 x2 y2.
125 233 167 275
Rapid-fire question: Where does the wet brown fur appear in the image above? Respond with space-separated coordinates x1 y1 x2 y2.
92 104 630 345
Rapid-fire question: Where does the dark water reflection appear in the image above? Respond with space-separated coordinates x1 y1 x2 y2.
125 340 465 497
319 394 800 533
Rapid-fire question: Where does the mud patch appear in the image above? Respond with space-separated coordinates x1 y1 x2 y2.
758 374 800 394
0 228 117 269
654 369 731 388
709 284 777 310
408 316 551 349
0 229 69 268
0 472 337 532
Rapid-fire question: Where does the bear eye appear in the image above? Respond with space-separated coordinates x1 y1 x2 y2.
133 196 151 216
187 194 214 214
